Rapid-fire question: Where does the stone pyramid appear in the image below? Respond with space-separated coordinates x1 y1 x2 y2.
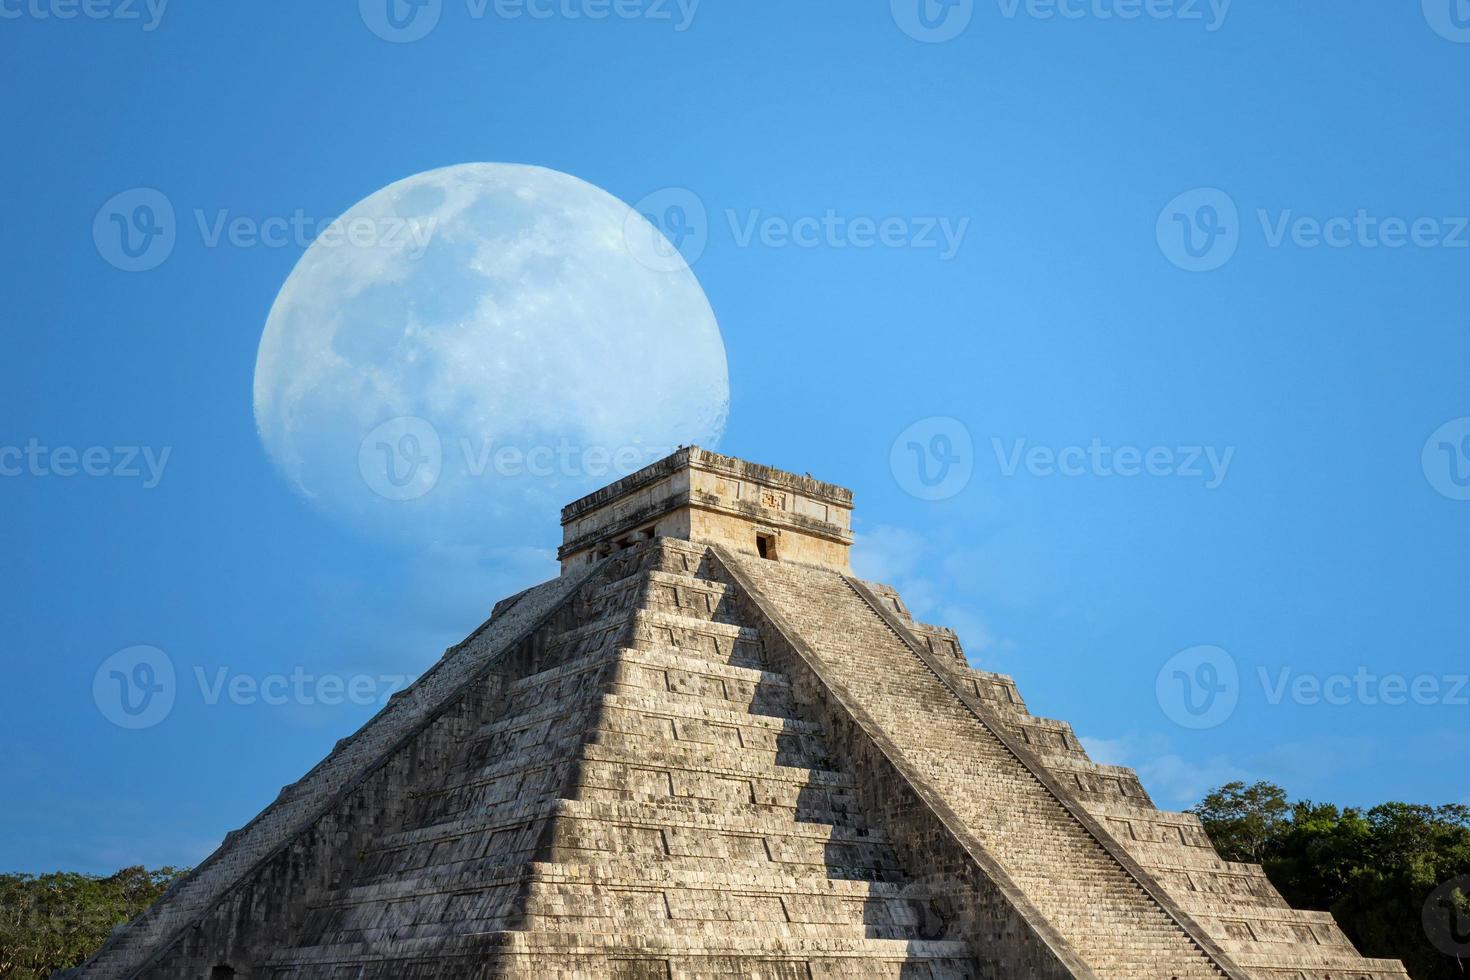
75 448 1409 979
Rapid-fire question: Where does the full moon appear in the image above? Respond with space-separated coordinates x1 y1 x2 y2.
253 163 729 548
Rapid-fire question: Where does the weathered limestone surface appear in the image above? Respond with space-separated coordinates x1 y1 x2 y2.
559 448 854 574
72 449 1409 979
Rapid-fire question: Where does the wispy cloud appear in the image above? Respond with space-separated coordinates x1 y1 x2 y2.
1080 732 1252 809
851 524 1015 662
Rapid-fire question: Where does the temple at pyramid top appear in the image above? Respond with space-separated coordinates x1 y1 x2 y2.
559 446 855 573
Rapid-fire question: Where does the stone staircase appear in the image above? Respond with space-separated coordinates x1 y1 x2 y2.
257 539 980 978
720 552 1408 980
720 551 1231 980
866 583 1412 980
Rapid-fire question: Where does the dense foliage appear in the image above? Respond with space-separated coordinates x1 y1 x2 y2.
0 867 186 979
1192 781 1470 979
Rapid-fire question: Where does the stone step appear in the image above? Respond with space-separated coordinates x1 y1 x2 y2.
635 569 742 619
627 609 767 668
526 859 911 893
265 930 976 966
1148 863 1293 910
543 819 900 875
538 609 634 662
1190 906 1359 950
503 644 797 719
578 738 850 787
586 726 830 774
1115 841 1272 874
599 690 822 735
1224 945 1412 978
297 916 930 951
318 860 912 913
949 666 1029 714
300 874 931 949
618 644 792 688
551 795 872 834
607 654 801 717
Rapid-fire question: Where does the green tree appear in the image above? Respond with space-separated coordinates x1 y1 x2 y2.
0 866 186 979
1192 783 1470 980
1189 780 1291 863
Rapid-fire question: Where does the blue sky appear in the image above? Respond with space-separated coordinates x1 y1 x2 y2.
2 1 1468 874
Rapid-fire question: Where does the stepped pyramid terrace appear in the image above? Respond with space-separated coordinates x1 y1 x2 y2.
74 448 1408 979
